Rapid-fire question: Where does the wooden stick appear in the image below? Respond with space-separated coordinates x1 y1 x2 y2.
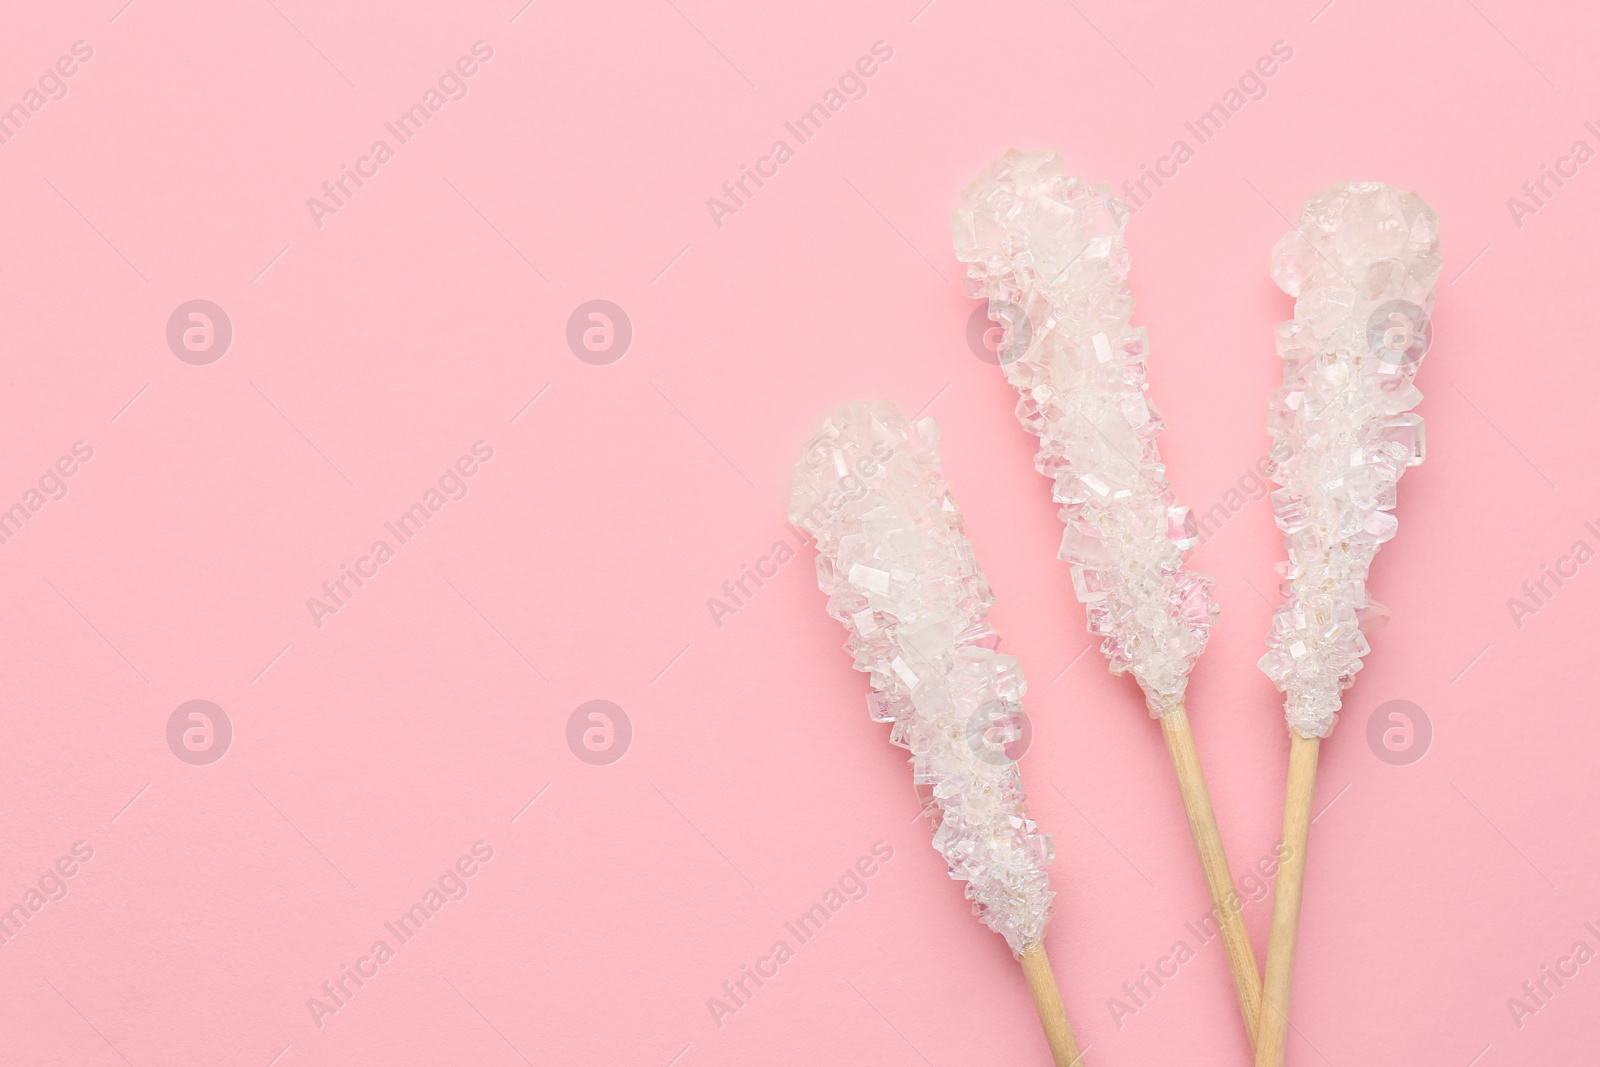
1255 732 1320 1067
1019 941 1083 1067
1160 703 1264 1047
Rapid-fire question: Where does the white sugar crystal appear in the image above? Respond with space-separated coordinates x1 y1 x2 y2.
790 401 1055 953
953 149 1217 715
1259 182 1441 737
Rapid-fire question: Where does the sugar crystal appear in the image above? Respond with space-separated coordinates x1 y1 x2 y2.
790 400 1056 953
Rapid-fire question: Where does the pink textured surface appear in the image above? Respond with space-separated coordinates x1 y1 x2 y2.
1 1 1595 1065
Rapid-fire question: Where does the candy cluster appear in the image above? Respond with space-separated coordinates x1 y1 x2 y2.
1259 182 1441 737
790 401 1055 953
953 149 1217 714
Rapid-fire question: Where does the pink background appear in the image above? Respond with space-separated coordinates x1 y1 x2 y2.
1 0 1596 1064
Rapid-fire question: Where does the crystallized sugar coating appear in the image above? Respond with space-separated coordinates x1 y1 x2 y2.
1259 182 1441 738
789 401 1055 954
952 149 1217 716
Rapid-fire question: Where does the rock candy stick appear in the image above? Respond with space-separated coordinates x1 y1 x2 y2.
1254 182 1440 1067
954 148 1261 1044
790 400 1081 1066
